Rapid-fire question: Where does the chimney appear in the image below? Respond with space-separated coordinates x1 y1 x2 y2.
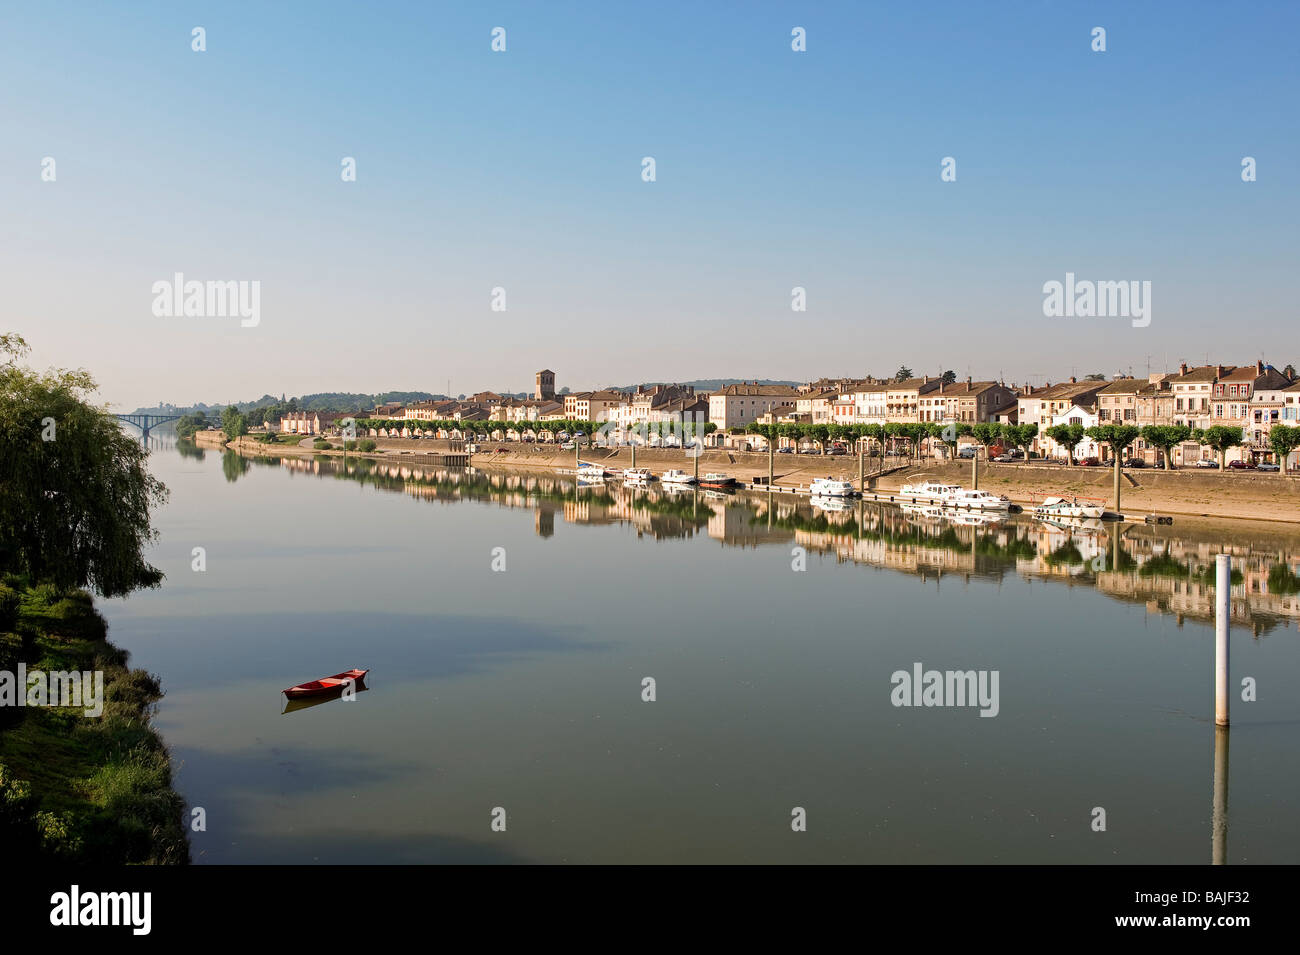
1256 359 1265 376
923 375 930 384
966 375 972 388
1216 365 1225 379
939 380 944 393
1179 361 1188 375
1070 375 1077 384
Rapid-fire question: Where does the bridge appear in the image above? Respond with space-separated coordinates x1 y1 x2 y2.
114 413 183 440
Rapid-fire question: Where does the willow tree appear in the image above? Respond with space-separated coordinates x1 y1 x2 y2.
0 333 166 598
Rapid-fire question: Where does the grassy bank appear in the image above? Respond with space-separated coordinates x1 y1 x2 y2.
0 579 188 863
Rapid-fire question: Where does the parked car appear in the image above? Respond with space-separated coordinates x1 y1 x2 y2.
1078 457 1101 467
1257 462 1280 472
1195 459 1219 468
560 441 576 450
1227 460 1255 470
799 448 819 455
957 447 977 459
829 446 847 455
1123 458 1146 468
992 453 1015 463
778 447 794 454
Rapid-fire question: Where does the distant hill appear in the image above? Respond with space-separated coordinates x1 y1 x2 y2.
601 379 802 393
129 391 443 416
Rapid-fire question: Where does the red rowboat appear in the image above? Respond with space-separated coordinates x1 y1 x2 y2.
282 669 369 699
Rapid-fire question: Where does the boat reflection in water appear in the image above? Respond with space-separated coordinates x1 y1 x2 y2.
281 679 371 715
245 450 1300 637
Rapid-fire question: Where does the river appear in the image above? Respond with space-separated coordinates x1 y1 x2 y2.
101 440 1300 863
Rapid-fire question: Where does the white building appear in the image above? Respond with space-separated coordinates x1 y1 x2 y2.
1038 404 1100 462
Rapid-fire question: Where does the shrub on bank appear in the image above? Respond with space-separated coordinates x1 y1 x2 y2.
0 586 188 863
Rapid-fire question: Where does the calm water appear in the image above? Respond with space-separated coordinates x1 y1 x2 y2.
102 441 1300 864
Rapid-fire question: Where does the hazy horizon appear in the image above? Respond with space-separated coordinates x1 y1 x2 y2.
6 1 1297 411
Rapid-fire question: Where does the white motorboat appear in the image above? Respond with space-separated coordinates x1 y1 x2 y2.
898 481 963 503
947 510 1003 526
1032 496 1105 519
901 501 948 520
622 467 656 483
700 473 738 488
810 477 856 498
942 488 1012 511
811 496 853 513
661 469 697 485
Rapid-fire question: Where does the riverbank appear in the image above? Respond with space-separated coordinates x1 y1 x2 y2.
467 447 1300 524
0 580 188 863
216 436 1300 525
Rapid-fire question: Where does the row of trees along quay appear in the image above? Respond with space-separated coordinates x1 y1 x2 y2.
741 419 1300 474
0 333 187 863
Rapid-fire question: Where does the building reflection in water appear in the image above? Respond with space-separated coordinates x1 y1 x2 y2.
245 451 1300 637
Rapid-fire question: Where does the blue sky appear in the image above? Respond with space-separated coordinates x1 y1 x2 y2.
4 1 1297 409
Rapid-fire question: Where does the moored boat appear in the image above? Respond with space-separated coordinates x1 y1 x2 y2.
699 472 737 488
810 477 857 498
622 467 656 483
943 488 1012 511
899 481 963 502
283 668 369 699
660 469 697 485
1032 495 1105 520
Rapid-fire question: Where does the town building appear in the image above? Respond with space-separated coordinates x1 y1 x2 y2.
707 383 801 429
917 379 1016 424
884 377 942 423
535 369 556 401
564 390 629 423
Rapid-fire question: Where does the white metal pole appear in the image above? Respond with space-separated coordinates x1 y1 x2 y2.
1215 554 1230 727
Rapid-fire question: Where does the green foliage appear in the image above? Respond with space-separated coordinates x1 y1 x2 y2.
173 410 208 439
1044 423 1087 462
1267 424 1300 470
970 422 1001 449
0 333 166 598
1086 424 1142 455
220 405 248 441
1140 424 1192 468
1006 423 1039 457
1201 425 1244 467
221 450 251 483
1267 562 1300 595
